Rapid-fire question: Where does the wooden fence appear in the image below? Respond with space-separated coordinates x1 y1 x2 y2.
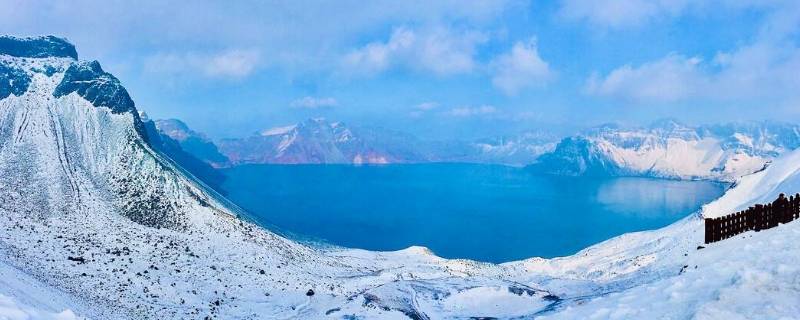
705 193 800 244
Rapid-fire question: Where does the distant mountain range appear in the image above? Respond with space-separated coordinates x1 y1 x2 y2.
154 117 559 167
530 119 800 181
153 117 800 183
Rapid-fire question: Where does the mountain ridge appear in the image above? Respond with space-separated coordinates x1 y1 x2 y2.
530 120 800 181
156 117 559 167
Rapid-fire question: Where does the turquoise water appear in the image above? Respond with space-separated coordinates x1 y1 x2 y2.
221 164 726 263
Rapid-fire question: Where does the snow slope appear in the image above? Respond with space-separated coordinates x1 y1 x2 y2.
0 261 84 320
532 149 800 319
2 35 800 319
703 148 800 218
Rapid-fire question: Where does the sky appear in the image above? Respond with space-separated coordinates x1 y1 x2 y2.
1 0 799 139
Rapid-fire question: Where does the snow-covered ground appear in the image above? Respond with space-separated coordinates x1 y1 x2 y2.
0 261 83 320
2 36 800 319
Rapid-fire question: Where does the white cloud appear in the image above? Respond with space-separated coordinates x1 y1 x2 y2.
558 0 800 33
409 101 440 117
585 43 800 103
581 0 800 106
343 26 487 76
343 28 415 74
558 0 692 28
415 102 439 110
144 49 260 80
409 102 439 117
489 38 554 95
204 50 261 78
445 105 497 117
291 96 338 109
585 54 704 102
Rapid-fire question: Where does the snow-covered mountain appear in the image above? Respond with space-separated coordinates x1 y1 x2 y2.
466 131 557 165
217 118 433 165
4 35 800 319
531 119 800 181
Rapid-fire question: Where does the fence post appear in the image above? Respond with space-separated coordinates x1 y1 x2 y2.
794 193 800 219
770 203 775 228
754 204 763 231
737 211 744 234
725 214 732 239
705 218 713 244
776 193 788 224
793 194 800 220
766 203 772 228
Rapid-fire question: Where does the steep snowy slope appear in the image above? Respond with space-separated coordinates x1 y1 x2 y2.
3 35 799 319
0 260 84 320
532 120 800 181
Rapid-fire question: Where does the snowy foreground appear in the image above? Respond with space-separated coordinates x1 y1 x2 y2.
2 37 800 319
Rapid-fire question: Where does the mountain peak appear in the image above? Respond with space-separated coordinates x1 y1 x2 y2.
0 35 78 59
53 60 136 115
156 118 191 132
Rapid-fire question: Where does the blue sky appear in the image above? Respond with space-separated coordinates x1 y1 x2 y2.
2 0 800 139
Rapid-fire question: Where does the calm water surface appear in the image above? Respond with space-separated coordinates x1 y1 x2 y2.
221 164 726 263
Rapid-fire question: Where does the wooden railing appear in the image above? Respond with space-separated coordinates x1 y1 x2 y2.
704 193 800 244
